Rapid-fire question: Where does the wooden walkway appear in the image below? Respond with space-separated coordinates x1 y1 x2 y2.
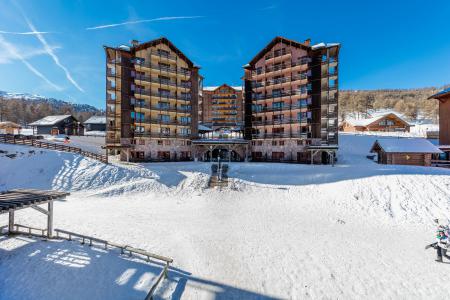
0 134 108 163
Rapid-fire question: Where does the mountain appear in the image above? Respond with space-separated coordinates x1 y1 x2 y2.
339 86 449 123
0 90 103 125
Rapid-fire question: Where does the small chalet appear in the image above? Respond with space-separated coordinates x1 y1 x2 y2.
370 138 442 167
83 116 106 132
341 112 410 132
29 115 83 136
0 121 21 134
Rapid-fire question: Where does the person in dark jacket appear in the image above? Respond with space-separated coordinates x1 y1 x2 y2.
435 230 450 263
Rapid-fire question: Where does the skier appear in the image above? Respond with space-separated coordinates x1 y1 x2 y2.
435 229 450 263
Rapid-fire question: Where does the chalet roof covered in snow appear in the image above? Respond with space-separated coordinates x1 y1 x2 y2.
428 87 450 99
198 124 213 131
344 112 410 127
29 115 73 126
84 116 106 125
371 138 443 154
0 121 21 129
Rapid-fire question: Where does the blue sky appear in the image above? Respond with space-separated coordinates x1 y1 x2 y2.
0 0 449 108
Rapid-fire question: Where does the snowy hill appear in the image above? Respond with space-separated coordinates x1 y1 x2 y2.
1 134 450 299
0 90 101 113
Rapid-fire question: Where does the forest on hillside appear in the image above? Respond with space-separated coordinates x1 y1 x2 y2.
339 86 447 122
0 97 102 125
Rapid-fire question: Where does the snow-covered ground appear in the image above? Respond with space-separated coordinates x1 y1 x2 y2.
1 134 450 299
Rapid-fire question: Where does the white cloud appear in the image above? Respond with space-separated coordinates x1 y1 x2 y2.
23 17 85 93
0 44 61 64
86 16 204 30
0 30 52 35
0 34 62 91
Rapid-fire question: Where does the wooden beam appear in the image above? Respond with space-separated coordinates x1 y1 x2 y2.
47 200 53 238
31 204 50 216
8 209 14 233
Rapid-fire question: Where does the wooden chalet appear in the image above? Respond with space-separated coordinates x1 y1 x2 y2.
83 116 106 132
370 138 442 166
341 112 410 132
0 121 21 134
29 115 83 136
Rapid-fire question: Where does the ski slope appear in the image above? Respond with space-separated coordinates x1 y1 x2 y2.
1 134 450 299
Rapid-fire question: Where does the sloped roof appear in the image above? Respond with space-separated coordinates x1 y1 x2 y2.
198 124 213 131
0 121 21 129
371 138 443 154
105 37 196 68
428 87 450 100
246 36 311 67
84 116 106 124
344 112 410 127
203 84 242 92
29 115 74 126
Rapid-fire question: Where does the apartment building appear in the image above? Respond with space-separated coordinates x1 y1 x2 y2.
201 84 243 128
243 36 340 163
105 37 201 162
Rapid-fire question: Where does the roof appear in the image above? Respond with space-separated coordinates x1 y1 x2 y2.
29 115 75 126
246 36 311 67
0 121 21 129
428 87 450 100
198 124 213 131
370 138 443 154
343 112 410 127
203 84 242 92
84 116 106 125
311 42 341 50
0 189 69 214
105 37 195 68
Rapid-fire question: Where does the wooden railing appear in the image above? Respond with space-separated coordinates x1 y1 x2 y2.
54 229 172 300
0 134 108 163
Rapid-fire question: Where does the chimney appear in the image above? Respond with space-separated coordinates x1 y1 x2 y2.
304 38 311 46
130 40 139 47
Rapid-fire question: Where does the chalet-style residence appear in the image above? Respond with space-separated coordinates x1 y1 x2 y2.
83 116 106 132
243 36 340 163
0 121 21 135
105 38 201 162
428 87 450 164
200 84 243 129
29 115 83 136
370 138 442 167
340 112 411 133
105 36 340 164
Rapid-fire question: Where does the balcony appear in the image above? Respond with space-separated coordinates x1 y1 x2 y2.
133 118 191 126
134 61 190 76
134 132 191 138
134 89 191 101
252 59 310 77
253 103 309 113
253 89 310 101
251 132 311 139
253 73 309 90
252 118 310 126
135 75 177 87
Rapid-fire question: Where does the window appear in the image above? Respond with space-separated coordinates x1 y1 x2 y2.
157 140 163 145
272 102 284 109
158 62 170 70
157 49 170 57
158 114 170 122
251 141 256 146
187 141 191 145
139 139 145 145
180 116 191 124
271 152 284 160
273 114 284 122
256 67 263 75
160 127 170 135
272 141 277 146
131 139 136 145
179 128 191 136
135 126 144 133
157 102 170 109
164 140 171 146
279 141 285 146
159 89 171 97
181 92 191 100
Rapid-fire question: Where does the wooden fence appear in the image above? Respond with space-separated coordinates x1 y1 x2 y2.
54 229 172 300
0 134 107 163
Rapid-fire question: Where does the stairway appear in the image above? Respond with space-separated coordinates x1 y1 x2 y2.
209 162 229 188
